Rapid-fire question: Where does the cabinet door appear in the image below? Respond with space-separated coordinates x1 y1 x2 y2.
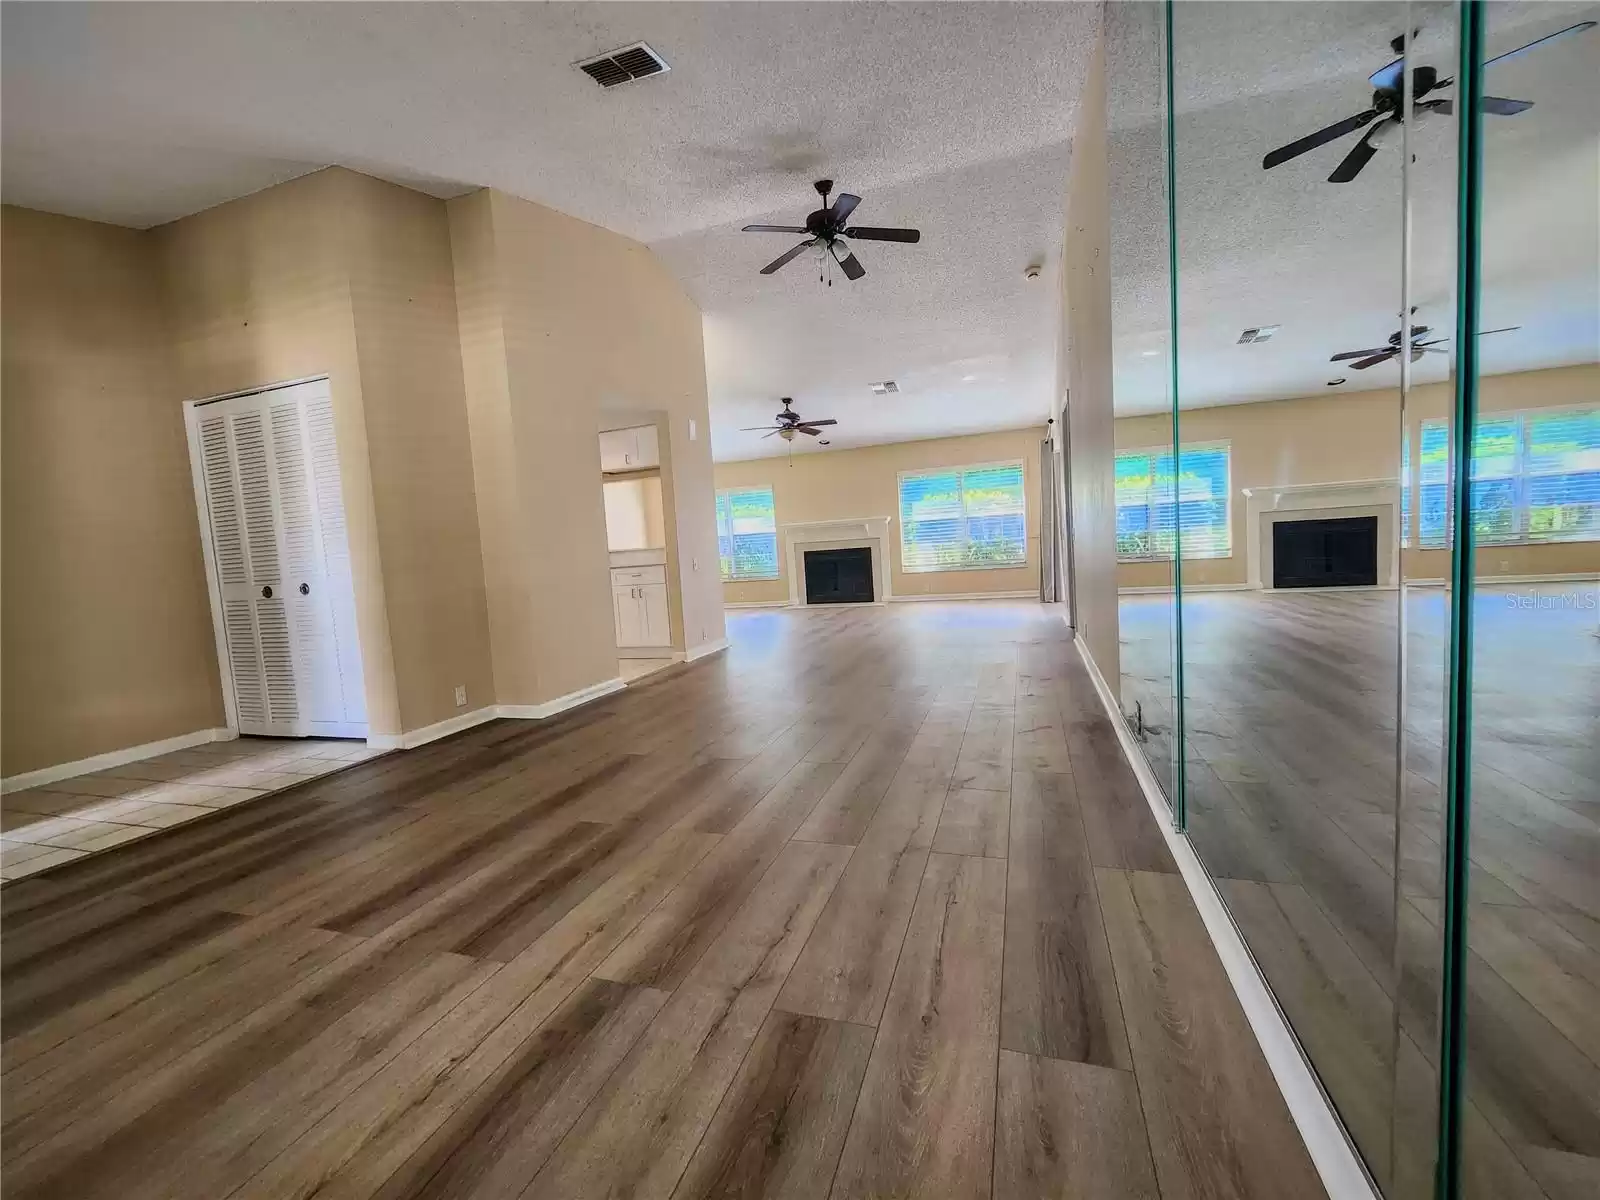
641 583 671 646
631 425 660 469
613 585 641 646
599 429 636 472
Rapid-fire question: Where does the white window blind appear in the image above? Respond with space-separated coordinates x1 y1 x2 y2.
716 487 779 580
1417 407 1599 548
1115 442 1232 561
898 461 1027 572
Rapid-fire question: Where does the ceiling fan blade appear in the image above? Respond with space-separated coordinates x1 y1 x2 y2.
1485 20 1596 68
797 418 837 428
1480 95 1534 115
1413 338 1450 348
1263 109 1379 169
739 425 780 431
797 426 822 437
1369 58 1405 91
759 239 817 275
1414 347 1450 357
1421 97 1453 115
842 226 921 243
1479 326 1520 336
1351 352 1397 370
762 429 783 439
742 224 808 233
1328 125 1381 183
829 193 862 223
829 241 866 280
1330 348 1393 362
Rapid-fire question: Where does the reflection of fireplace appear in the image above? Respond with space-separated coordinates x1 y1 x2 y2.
804 547 875 604
1272 516 1378 588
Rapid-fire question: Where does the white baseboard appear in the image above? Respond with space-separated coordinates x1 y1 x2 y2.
723 600 791 609
498 676 627 720
1406 573 1599 587
1118 582 1254 595
617 646 679 660
684 638 730 662
1069 622 1379 1200
367 706 498 751
2 727 238 793
887 590 1037 602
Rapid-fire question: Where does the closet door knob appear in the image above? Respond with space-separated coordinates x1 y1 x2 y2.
299 583 310 595
261 585 273 599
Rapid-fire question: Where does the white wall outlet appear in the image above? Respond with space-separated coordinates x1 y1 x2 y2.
454 685 468 708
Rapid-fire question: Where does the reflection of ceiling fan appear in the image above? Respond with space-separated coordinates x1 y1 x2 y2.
742 179 921 281
740 397 838 441
1330 319 1519 370
1262 21 1595 183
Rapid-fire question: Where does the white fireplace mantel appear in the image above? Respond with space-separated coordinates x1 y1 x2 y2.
781 517 894 605
1241 479 1400 591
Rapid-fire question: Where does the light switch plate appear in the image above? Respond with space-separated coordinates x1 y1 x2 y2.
454 685 468 707
688 418 697 441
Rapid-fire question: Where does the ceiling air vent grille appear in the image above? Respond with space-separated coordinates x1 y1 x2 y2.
576 43 670 88
1237 324 1280 344
870 381 899 395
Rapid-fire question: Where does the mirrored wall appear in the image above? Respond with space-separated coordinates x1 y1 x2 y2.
1109 3 1599 1197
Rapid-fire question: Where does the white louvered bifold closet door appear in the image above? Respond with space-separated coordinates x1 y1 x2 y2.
194 381 366 737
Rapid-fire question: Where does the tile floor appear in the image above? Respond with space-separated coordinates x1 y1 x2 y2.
1 737 383 880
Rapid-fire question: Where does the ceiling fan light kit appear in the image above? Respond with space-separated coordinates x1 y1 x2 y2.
1261 21 1593 183
739 397 839 444
742 179 922 283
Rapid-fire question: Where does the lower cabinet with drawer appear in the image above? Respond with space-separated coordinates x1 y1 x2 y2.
611 565 671 649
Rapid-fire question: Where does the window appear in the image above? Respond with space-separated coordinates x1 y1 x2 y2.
898 461 1027 571
715 487 779 580
1115 442 1232 560
1416 407 1599 548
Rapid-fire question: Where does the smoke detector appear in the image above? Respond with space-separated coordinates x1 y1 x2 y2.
574 43 670 88
869 380 899 395
1237 325 1280 344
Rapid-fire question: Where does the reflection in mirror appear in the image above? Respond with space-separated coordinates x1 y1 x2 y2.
1168 0 1425 1189
1456 5 1600 1199
1108 0 1179 803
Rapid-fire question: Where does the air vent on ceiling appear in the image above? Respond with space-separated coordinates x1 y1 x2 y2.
575 43 670 88
870 380 899 395
1237 324 1280 344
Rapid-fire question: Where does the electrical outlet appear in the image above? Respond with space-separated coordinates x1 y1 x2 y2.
454 685 468 708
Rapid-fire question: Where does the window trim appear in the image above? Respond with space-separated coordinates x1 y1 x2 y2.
1414 403 1599 550
1114 439 1234 563
896 458 1029 574
715 485 781 581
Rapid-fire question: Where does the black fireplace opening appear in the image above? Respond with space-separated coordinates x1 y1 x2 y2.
804 547 875 604
1272 515 1378 589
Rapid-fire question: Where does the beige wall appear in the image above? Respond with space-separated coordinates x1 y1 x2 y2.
449 189 722 705
1062 32 1119 683
1114 363 1600 588
157 167 496 735
1 207 224 776
603 476 667 551
713 428 1043 606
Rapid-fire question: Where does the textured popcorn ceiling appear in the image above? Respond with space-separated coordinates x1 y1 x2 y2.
1109 0 1600 417
4 2 1593 456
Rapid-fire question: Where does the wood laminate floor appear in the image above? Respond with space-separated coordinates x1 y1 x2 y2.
1120 582 1600 1200
1 601 1323 1200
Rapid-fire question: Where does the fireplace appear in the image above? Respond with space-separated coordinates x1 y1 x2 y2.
1272 516 1378 589
803 547 875 604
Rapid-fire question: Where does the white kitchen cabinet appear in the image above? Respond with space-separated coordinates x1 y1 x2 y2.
599 424 660 473
611 565 671 648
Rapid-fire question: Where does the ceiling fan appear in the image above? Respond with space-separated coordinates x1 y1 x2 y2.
1330 318 1520 370
740 397 838 441
742 179 921 281
1262 20 1595 183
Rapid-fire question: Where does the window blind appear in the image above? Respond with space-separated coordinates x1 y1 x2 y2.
1417 407 1598 548
898 461 1026 571
715 487 779 580
1115 442 1232 560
